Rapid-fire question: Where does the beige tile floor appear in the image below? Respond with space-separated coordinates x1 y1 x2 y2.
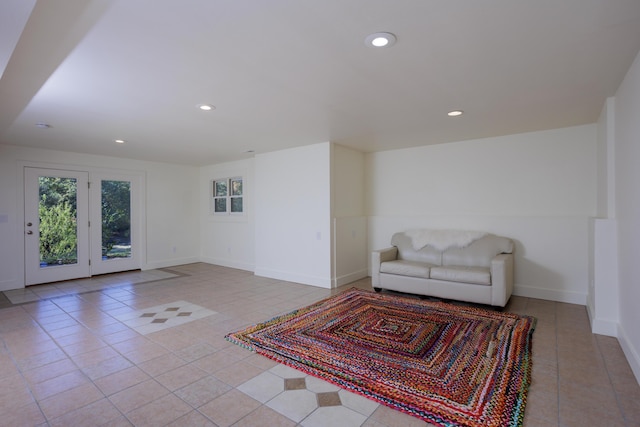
0 263 638 426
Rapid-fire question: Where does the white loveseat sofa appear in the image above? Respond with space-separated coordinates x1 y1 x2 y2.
371 230 514 307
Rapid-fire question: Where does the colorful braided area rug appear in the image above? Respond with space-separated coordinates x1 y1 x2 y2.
226 288 536 427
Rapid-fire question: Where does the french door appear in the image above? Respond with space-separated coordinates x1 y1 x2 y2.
24 167 140 286
90 173 139 276
24 168 90 285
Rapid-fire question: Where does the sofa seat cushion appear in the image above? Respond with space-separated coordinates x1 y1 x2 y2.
430 266 491 285
380 260 434 279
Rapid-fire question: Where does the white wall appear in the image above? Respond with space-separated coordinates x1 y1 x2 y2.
588 98 619 337
596 98 617 218
199 158 254 271
589 217 619 336
0 145 199 290
198 143 368 288
613 49 640 383
143 162 199 269
254 142 332 287
332 144 367 286
332 144 365 217
366 125 597 304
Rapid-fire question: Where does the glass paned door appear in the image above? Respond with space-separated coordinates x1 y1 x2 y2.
25 168 141 285
24 168 90 285
90 175 139 275
101 180 131 260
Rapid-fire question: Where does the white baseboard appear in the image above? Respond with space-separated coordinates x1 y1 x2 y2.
142 256 200 271
591 318 619 337
0 278 22 292
254 267 332 289
198 260 366 289
617 324 640 385
586 300 619 337
513 284 586 305
198 257 254 272
333 269 369 288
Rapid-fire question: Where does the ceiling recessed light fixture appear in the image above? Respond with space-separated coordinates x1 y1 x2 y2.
365 32 396 48
114 139 125 144
198 104 215 111
447 110 464 117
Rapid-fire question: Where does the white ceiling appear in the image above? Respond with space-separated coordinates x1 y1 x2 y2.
2 0 640 166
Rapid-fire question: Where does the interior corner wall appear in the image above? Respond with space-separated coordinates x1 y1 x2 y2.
332 144 365 218
596 97 617 219
254 143 332 288
199 158 255 271
332 144 367 286
0 145 200 290
365 125 597 305
588 98 620 337
143 162 199 270
613 48 640 384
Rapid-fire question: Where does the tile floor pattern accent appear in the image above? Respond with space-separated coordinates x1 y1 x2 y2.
237 364 378 426
0 262 639 426
114 301 217 335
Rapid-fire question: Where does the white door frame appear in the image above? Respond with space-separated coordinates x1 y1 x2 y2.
18 161 146 288
89 172 142 276
24 167 91 285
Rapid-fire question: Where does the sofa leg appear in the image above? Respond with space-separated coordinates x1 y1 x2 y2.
373 287 382 293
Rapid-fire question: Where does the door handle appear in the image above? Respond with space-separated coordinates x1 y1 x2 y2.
26 222 32 226
26 230 33 235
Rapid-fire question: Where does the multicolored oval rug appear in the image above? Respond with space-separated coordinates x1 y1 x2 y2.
226 288 536 427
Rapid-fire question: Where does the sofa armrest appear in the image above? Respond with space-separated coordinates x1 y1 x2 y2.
490 253 514 307
371 247 398 286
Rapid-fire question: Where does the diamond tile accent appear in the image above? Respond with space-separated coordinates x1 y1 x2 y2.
284 378 306 391
237 364 379 426
114 301 217 335
317 392 341 407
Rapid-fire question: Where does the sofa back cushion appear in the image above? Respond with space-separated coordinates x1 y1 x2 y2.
391 232 442 265
442 235 513 267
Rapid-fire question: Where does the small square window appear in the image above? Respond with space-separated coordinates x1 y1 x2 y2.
212 177 243 215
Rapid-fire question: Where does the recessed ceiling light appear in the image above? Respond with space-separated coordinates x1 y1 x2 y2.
365 32 396 48
198 104 215 111
114 139 125 144
35 122 52 129
447 110 464 117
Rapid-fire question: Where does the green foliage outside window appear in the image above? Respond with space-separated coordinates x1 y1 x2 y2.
213 177 243 215
39 177 78 265
101 180 131 258
38 177 132 264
